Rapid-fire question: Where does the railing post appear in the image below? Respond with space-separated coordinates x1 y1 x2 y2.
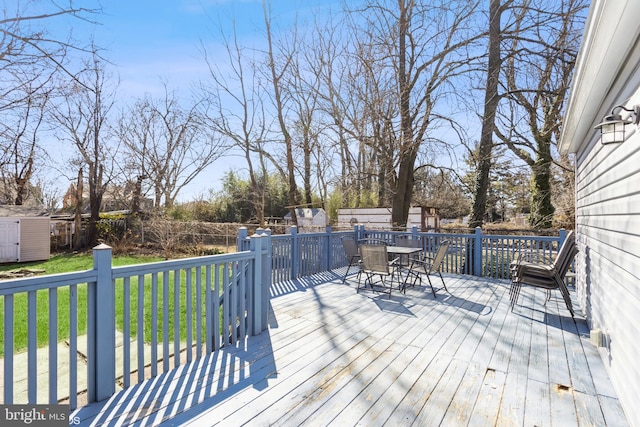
325 226 333 272
474 227 483 277
411 226 418 238
237 227 248 251
291 226 298 280
260 229 272 330
558 228 567 246
89 244 115 402
250 233 270 334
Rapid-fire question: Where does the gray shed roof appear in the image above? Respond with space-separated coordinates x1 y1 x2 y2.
0 205 49 217
284 208 325 219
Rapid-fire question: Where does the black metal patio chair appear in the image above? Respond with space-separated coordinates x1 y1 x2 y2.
341 236 361 284
403 240 450 297
358 244 400 298
509 231 577 316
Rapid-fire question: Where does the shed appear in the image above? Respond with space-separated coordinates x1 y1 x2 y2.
559 1 640 424
0 206 50 263
337 206 439 230
284 208 327 229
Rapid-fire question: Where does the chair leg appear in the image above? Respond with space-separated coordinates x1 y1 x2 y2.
557 281 575 317
359 272 393 298
343 264 352 283
425 274 437 298
510 284 516 311
358 271 372 293
437 271 448 292
510 282 521 311
407 269 421 289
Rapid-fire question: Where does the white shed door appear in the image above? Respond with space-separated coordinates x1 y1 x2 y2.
0 220 20 262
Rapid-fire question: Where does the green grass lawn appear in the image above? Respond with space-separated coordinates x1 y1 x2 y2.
0 253 170 356
112 269 212 349
0 252 165 274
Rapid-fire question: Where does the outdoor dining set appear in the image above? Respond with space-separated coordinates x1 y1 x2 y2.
341 235 450 298
342 231 578 318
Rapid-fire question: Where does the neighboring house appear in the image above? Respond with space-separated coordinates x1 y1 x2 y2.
0 205 50 263
560 1 640 425
284 208 327 230
337 206 439 230
62 183 153 212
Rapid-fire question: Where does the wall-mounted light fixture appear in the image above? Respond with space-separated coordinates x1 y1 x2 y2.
594 104 640 144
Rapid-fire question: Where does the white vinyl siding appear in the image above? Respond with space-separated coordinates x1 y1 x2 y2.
560 2 640 423
0 217 50 263
19 217 50 262
572 80 640 427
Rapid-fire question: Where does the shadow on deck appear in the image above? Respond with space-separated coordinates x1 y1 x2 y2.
73 270 629 426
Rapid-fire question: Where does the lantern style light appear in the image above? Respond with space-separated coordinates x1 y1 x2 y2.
594 105 640 145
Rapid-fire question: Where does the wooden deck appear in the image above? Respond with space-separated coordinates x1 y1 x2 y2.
74 271 629 426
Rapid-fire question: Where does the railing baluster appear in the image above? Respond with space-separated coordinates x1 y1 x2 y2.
196 266 202 357
205 264 212 353
186 268 192 363
162 271 169 372
28 290 37 404
224 263 233 345
49 287 58 403
4 294 14 404
173 269 180 368
213 262 221 349
137 274 145 384
151 272 158 377
123 277 130 388
239 261 246 338
69 284 77 409
87 280 95 403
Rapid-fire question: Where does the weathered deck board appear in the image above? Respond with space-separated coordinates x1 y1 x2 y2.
73 271 629 426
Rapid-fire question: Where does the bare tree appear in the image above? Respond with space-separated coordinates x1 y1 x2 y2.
348 0 483 227
200 20 271 225
495 0 586 228
0 1 100 210
50 52 116 247
0 1 100 111
74 168 83 249
32 176 61 212
119 84 226 209
309 15 369 208
0 82 50 205
262 2 300 225
287 54 324 207
469 0 507 228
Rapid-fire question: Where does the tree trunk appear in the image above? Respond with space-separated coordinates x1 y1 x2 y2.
85 161 102 248
470 0 503 229
73 169 83 250
263 4 298 225
391 153 417 227
303 137 312 205
390 0 414 228
529 138 554 228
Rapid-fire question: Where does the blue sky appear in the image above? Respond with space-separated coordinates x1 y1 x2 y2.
66 0 338 200
92 0 332 100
